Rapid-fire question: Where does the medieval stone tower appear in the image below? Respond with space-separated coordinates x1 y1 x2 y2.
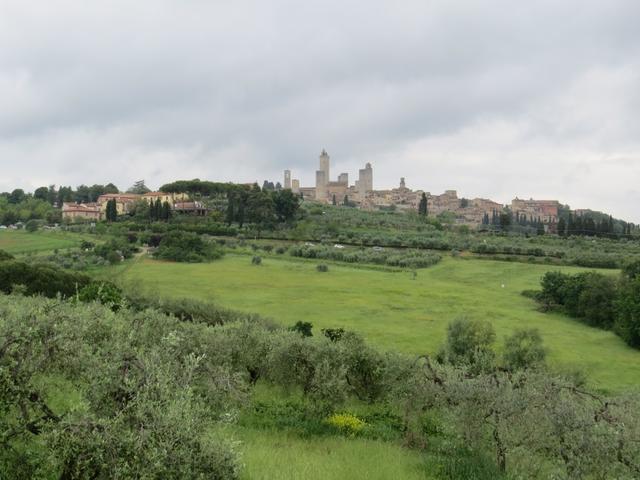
315 149 330 200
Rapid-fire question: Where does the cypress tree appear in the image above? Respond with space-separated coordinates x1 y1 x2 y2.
557 217 566 237
608 215 614 235
162 201 171 221
418 193 428 217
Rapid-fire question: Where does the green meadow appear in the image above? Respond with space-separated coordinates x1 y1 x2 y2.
113 253 640 393
0 230 80 254
236 429 432 480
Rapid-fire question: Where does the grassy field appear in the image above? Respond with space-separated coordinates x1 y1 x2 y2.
0 230 80 254
236 428 432 480
111 253 640 392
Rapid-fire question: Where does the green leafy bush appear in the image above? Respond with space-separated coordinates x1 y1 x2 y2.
0 260 91 298
154 231 223 263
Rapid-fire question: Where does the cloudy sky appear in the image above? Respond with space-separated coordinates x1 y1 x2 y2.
1 0 639 221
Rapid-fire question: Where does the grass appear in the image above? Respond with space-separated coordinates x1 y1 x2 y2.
0 230 81 254
110 253 640 393
236 428 432 480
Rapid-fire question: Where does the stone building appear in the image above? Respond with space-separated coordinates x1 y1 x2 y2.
511 198 560 224
61 202 102 221
97 193 142 216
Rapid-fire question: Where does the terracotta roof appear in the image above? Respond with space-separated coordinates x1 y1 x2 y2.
98 193 140 199
142 192 170 197
62 202 101 212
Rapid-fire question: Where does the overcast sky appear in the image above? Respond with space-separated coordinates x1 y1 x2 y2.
1 1 639 221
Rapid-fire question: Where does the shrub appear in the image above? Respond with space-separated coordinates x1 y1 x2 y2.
251 256 262 265
322 328 345 342
291 321 313 337
154 231 223 263
325 413 366 436
0 249 14 261
25 219 39 232
0 260 91 298
503 328 546 370
77 281 125 311
438 317 495 370
316 264 329 272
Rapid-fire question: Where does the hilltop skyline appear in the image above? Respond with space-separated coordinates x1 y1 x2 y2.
1 1 639 221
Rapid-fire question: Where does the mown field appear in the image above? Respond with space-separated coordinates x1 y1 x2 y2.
111 253 640 393
0 230 80 254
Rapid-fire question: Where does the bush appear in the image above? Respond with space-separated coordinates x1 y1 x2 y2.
77 281 125 311
291 321 313 337
0 249 14 261
325 413 366 436
438 317 495 370
0 260 91 298
25 219 39 232
503 328 546 370
614 277 640 348
251 256 262 265
154 231 224 263
316 264 329 272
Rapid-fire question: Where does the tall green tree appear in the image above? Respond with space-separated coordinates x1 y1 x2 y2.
127 180 151 194
272 189 300 222
418 193 428 217
105 199 118 222
162 201 172 221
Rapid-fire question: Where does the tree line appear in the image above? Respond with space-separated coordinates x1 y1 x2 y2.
226 184 301 228
535 260 640 348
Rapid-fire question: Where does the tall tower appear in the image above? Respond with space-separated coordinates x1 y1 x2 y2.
358 163 373 193
319 149 330 183
284 170 291 190
315 170 327 200
315 149 330 201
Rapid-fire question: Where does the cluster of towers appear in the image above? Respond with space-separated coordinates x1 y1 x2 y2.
284 150 373 203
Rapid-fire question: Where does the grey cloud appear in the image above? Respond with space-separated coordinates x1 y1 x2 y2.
0 0 639 221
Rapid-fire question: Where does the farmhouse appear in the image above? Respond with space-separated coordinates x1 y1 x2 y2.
61 202 102 221
62 191 190 221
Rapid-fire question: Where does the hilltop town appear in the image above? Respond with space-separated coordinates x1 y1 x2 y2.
53 149 626 236
284 150 562 231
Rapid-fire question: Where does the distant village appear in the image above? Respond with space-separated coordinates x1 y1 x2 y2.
60 149 590 233
283 150 563 232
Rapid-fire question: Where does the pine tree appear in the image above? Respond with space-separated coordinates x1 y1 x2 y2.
332 194 337 206
343 195 349 206
557 217 566 237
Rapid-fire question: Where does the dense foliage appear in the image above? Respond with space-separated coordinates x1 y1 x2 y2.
537 262 640 348
0 260 91 297
1 295 639 479
154 230 224 262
